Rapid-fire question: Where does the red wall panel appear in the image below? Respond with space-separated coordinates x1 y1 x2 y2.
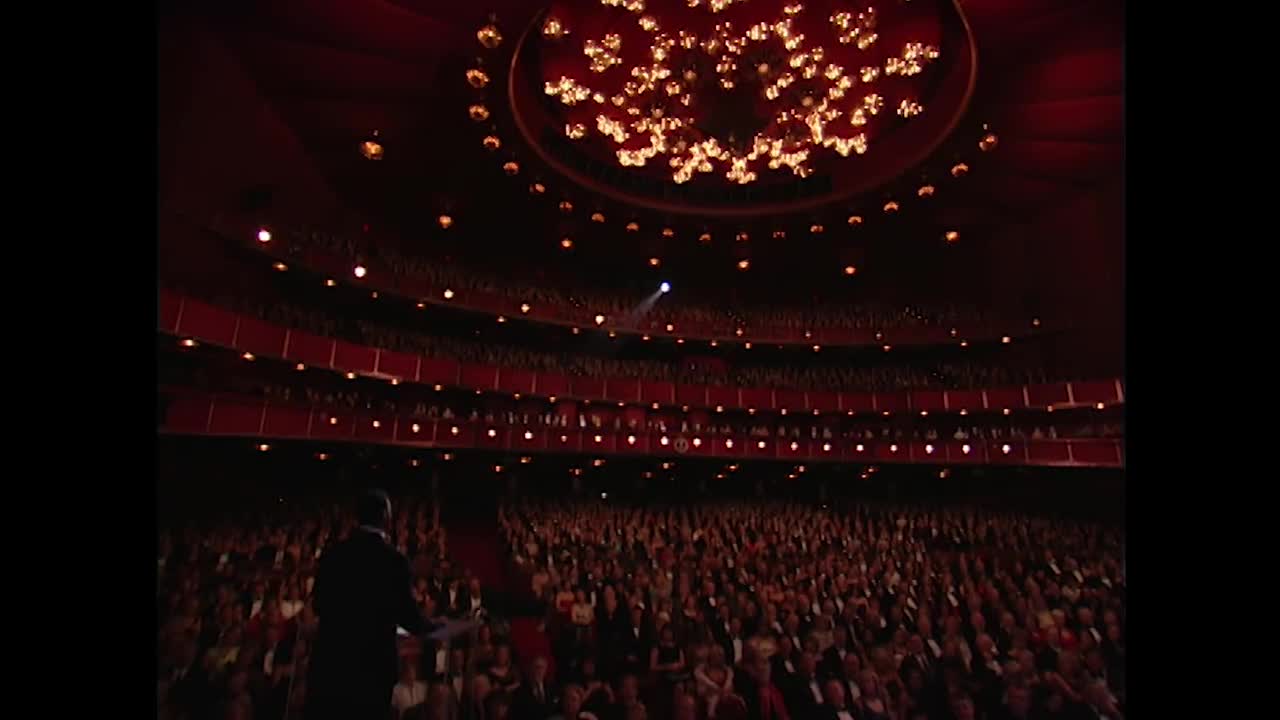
1026 383 1071 407
708 386 739 409
809 391 840 412
497 368 537 395
460 364 499 391
313 410 355 439
773 390 804 413
419 358 461 385
946 390 984 413
159 292 183 334
676 384 709 407
604 378 641 403
985 388 1025 411
841 393 875 413
332 338 379 373
178 299 238 346
377 350 419 381
1070 439 1122 464
641 381 676 405
236 317 288 358
285 331 335 368
397 418 433 443
262 404 310 436
208 399 263 435
1071 380 1120 405
910 390 947 412
165 394 212 433
571 377 606 399
876 392 909 413
741 388 773 410
945 441 982 464
538 373 570 397
354 414 396 442
1028 441 1072 464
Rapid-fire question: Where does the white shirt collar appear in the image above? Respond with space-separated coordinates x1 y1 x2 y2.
359 525 389 542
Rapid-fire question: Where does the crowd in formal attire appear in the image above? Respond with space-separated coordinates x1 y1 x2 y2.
157 495 509 720
497 501 1126 720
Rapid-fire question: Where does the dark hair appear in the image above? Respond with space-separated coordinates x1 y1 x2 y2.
358 489 391 528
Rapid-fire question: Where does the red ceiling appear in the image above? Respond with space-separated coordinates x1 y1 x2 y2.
158 0 1122 347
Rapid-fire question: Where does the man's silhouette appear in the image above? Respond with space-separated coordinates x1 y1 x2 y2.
306 490 439 719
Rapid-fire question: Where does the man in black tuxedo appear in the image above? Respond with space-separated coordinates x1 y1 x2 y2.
781 651 825 719
618 605 653 676
305 489 440 720
812 679 857 720
513 655 557 720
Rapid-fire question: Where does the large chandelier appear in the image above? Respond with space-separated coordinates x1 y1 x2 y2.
540 0 941 185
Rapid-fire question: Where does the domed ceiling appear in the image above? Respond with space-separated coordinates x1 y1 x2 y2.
160 0 1123 315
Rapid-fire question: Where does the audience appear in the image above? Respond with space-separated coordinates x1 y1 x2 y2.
497 499 1126 720
157 485 1125 720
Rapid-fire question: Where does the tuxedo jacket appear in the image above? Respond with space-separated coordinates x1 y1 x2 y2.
811 706 857 720
513 681 559 720
781 675 826 719
306 529 436 714
820 646 853 680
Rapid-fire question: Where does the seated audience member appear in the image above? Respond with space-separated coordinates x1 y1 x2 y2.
465 673 493 720
393 660 429 719
484 690 512 720
815 678 856 720
694 644 735 717
513 655 556 720
486 643 521 694
548 684 597 720
735 650 791 720
852 670 894 720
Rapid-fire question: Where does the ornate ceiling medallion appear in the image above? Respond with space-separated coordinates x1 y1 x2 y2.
505 0 976 217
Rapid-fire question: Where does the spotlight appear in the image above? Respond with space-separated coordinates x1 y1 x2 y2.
353 264 367 278
659 282 671 293
256 229 272 243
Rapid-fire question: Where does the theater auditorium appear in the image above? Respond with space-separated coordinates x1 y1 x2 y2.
157 1 1124 719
